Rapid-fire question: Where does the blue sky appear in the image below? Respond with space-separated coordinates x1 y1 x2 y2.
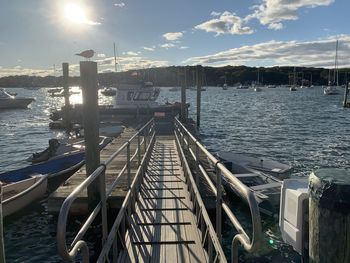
0 0 349 76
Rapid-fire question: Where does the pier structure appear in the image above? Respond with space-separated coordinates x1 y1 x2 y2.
55 117 262 262
52 61 262 262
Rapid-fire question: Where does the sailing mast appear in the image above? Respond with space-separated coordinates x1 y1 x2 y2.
333 40 339 86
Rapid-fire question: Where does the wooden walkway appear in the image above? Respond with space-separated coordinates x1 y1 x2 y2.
48 127 141 214
118 137 208 262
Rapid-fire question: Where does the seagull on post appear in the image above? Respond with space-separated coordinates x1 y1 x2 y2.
75 49 95 60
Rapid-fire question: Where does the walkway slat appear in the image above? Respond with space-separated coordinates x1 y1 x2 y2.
118 138 208 263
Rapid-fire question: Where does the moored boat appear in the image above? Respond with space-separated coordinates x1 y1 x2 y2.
0 136 112 192
217 151 292 216
101 87 117 96
0 89 34 109
2 174 48 217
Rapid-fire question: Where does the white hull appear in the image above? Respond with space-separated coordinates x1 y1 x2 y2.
2 175 48 217
324 86 340 95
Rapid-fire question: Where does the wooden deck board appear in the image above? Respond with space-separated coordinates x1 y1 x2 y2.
119 138 207 263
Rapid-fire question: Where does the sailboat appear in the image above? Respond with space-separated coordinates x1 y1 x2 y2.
223 75 228 90
290 67 297 91
324 40 340 95
253 68 262 92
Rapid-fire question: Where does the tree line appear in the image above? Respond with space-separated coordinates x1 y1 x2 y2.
0 65 349 88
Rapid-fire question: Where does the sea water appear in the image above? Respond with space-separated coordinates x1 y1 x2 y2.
1 86 349 262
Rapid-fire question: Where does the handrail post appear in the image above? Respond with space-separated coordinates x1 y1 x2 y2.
100 168 108 246
195 143 199 186
137 133 141 166
144 130 147 153
216 164 222 244
127 142 131 190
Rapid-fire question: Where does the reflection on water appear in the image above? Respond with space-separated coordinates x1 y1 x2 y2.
1 86 349 262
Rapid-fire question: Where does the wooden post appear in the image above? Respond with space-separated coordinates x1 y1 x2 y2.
196 65 202 127
309 169 350 263
0 184 5 263
181 68 187 123
62 63 71 133
80 61 101 210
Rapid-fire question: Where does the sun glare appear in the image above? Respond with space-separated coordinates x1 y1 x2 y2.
64 3 87 24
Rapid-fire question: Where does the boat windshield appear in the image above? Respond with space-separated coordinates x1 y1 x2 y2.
0 89 12 99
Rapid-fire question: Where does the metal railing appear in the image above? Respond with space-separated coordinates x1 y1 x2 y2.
174 117 262 263
175 130 227 262
56 118 155 262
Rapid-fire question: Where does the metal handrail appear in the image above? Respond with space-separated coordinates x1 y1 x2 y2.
56 118 155 262
97 130 156 262
175 131 227 262
174 117 262 263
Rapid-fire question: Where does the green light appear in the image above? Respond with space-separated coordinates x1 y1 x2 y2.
269 239 274 245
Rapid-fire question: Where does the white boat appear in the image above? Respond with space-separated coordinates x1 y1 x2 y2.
252 68 263 91
0 88 34 109
101 87 117 96
217 151 292 216
2 174 48 217
223 83 228 90
114 81 160 109
324 40 340 95
237 85 249 89
290 68 298 91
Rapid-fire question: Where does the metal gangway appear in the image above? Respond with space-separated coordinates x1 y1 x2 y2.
56 118 262 262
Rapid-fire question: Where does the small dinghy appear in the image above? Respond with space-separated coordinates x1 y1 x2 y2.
217 152 292 216
1 174 48 217
0 136 112 192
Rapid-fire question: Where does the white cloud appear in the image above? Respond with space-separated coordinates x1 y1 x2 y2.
184 35 350 68
179 46 189 49
114 2 125 8
210 11 221 17
123 51 138 56
247 0 334 30
0 66 53 77
163 32 183 41
96 56 168 71
195 11 253 35
143 46 155 51
160 43 176 49
97 53 106 58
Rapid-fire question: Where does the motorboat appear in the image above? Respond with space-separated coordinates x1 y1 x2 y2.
290 86 297 91
2 174 48 217
0 88 34 109
50 81 185 122
216 151 292 216
254 86 262 92
324 85 339 95
222 83 228 90
0 136 112 192
237 85 249 89
267 85 276 88
101 87 117 96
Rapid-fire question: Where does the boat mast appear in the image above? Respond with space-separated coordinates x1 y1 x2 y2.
257 68 260 85
293 67 296 86
333 40 339 86
113 42 117 72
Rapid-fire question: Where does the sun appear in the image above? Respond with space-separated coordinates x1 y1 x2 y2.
64 3 88 24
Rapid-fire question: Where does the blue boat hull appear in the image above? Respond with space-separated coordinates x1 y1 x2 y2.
0 152 85 184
